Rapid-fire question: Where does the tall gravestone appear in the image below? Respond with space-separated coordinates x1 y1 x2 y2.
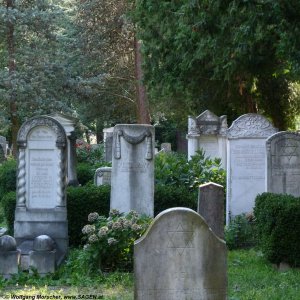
14 116 68 265
187 110 227 168
198 182 224 239
266 132 300 196
110 124 154 216
134 208 227 300
226 114 277 224
103 127 114 162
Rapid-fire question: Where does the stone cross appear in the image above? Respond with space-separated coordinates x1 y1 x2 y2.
134 208 227 300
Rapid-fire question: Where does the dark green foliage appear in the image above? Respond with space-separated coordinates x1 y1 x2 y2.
155 150 226 189
0 159 17 200
225 214 256 250
254 193 300 266
154 118 177 150
67 185 110 246
76 162 95 186
1 192 16 235
154 184 197 216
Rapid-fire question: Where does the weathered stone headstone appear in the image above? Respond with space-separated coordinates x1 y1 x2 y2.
198 182 224 239
161 143 172 152
14 116 68 266
94 167 112 186
187 110 227 168
134 208 227 300
110 124 154 216
226 114 277 223
103 127 114 162
266 131 300 196
50 113 79 186
0 235 20 279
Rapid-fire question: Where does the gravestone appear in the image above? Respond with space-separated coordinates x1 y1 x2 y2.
134 208 227 300
14 116 68 266
94 167 112 186
110 124 154 216
103 127 114 162
161 143 172 152
266 131 300 196
187 110 227 168
50 113 79 186
198 182 224 239
226 114 277 224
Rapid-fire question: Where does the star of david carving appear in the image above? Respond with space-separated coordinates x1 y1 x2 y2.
280 141 299 162
167 223 194 255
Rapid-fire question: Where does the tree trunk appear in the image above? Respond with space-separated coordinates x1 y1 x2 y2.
7 0 19 157
134 37 151 124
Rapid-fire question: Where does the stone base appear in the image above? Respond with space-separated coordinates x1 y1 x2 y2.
0 250 20 279
29 250 56 276
14 207 68 265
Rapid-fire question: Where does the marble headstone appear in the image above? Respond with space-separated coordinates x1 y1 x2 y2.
50 113 78 186
14 116 68 265
187 110 227 168
266 131 300 196
226 114 277 224
110 124 154 216
134 208 227 300
94 167 112 186
161 143 172 152
103 127 114 162
198 182 224 239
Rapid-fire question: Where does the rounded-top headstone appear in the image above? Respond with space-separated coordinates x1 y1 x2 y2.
33 235 55 251
0 235 17 252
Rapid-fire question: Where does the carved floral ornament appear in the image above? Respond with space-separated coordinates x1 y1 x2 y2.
17 116 67 148
114 129 153 160
227 114 277 139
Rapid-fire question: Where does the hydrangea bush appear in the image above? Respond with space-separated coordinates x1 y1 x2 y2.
82 209 152 272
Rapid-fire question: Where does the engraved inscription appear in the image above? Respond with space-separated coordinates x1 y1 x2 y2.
118 161 149 173
29 128 54 141
29 150 55 208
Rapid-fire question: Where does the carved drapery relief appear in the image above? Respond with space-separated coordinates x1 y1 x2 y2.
114 130 153 160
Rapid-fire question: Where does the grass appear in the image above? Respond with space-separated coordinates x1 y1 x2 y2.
1 249 300 299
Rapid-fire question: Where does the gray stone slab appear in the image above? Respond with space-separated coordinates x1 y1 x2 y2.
29 250 56 276
266 131 300 196
198 182 224 239
94 167 111 186
226 114 277 223
134 208 227 300
14 116 68 265
161 143 172 152
110 124 154 216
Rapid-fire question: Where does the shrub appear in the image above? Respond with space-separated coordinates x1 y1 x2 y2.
0 159 17 200
1 191 16 234
81 209 151 272
76 142 106 166
225 214 256 250
155 150 226 190
154 184 197 215
67 184 110 246
76 162 95 186
254 192 300 266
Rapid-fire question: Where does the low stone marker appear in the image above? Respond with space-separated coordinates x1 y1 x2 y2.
29 235 56 276
198 182 224 239
94 167 112 186
161 143 172 152
266 131 300 196
0 235 20 278
134 207 227 300
110 124 154 216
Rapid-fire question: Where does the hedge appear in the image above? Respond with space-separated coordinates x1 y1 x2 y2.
254 192 300 266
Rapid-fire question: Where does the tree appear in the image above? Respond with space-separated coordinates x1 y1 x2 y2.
0 0 74 154
134 0 300 129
